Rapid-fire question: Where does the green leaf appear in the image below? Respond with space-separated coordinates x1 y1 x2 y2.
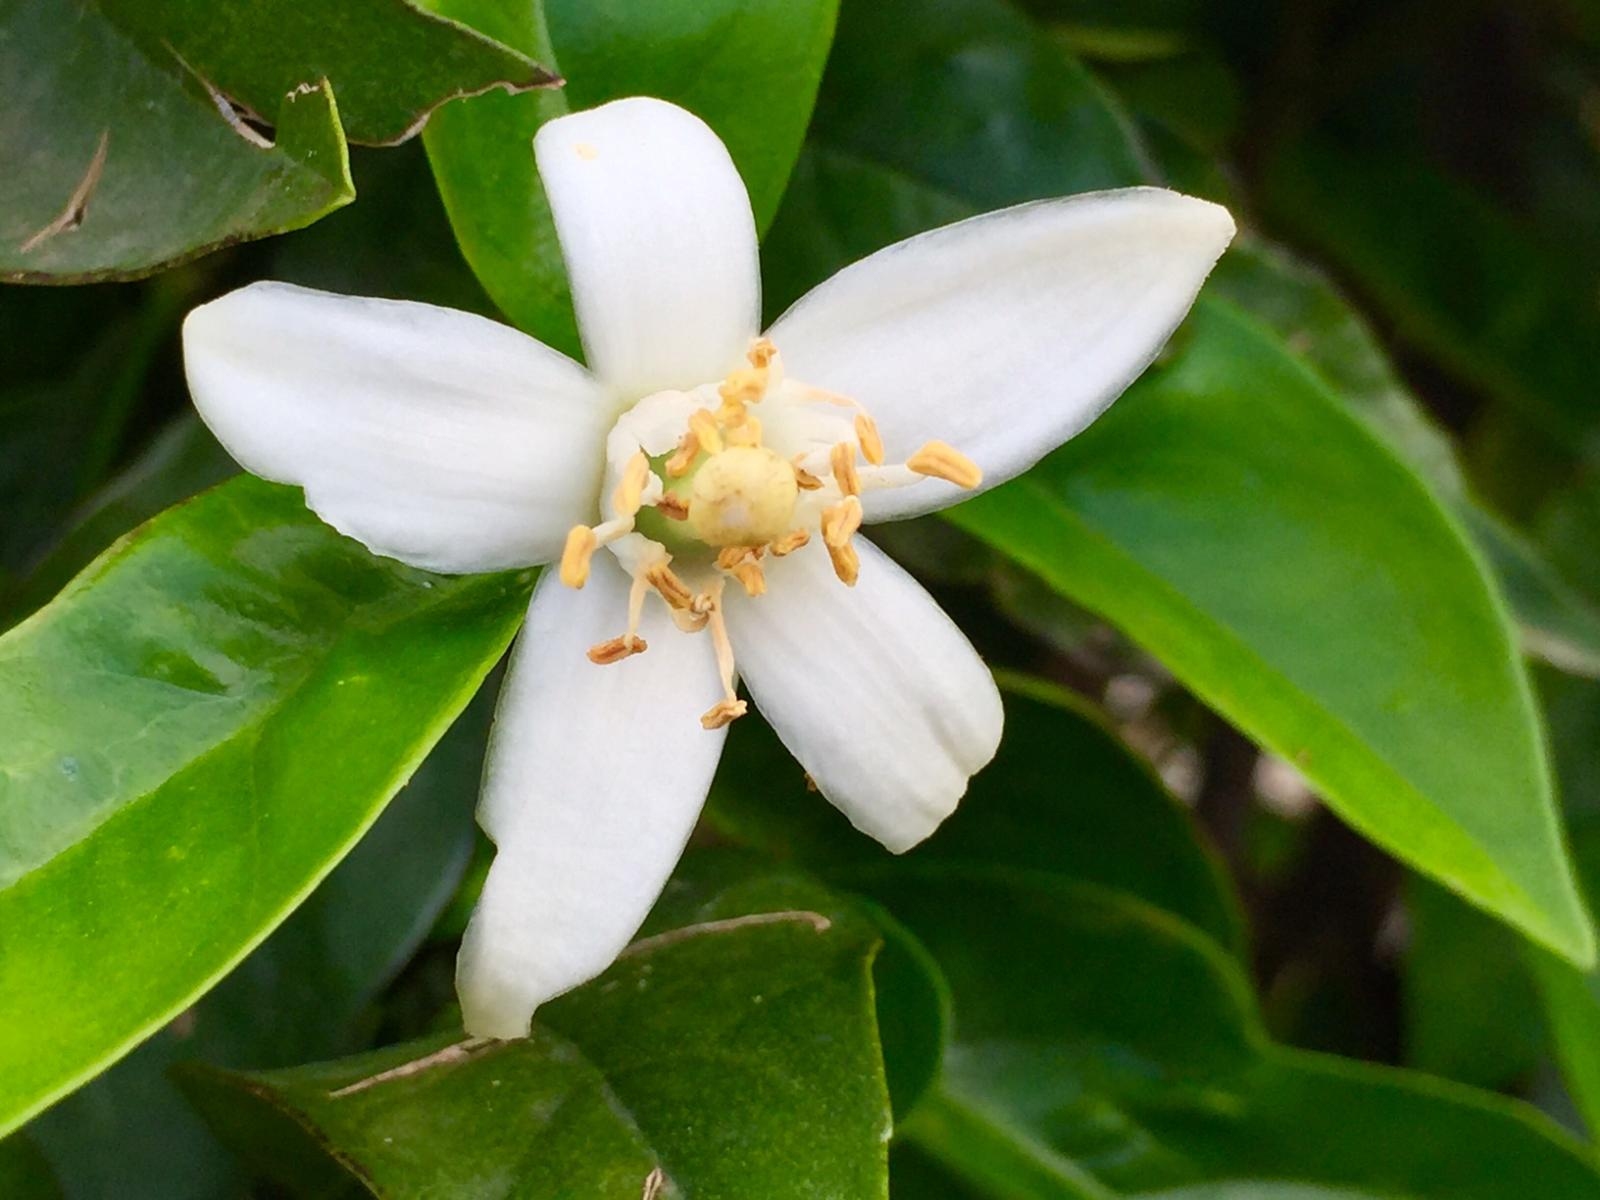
0 1137 60 1200
768 0 1594 966
423 0 839 350
1528 824 1600 1139
874 868 1600 1198
97 0 556 146
179 902 891 1198
1259 143 1600 447
22 691 488 1200
707 681 1242 956
0 1 351 283
1403 875 1546 1090
952 302 1592 965
0 476 529 1138
1210 238 1600 679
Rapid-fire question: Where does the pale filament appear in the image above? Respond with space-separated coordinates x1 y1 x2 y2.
560 336 982 729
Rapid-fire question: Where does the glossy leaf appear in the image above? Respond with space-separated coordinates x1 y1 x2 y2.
1259 143 1600 446
98 0 555 146
0 476 529 1137
1 0 351 283
875 868 1600 1198
1211 239 1600 678
180 896 891 1198
423 0 838 350
766 0 1593 965
706 679 1243 955
22 689 487 1200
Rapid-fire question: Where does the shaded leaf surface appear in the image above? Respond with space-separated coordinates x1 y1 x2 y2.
0 476 528 1137
181 905 891 1199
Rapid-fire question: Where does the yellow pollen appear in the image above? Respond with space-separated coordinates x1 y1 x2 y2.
907 441 983 489
854 413 885 465
719 366 768 405
644 561 695 610
717 546 767 597
688 409 724 454
587 635 647 664
769 528 810 556
725 415 763 448
654 493 689 521
830 442 860 496
687 445 799 548
793 461 824 491
611 451 650 517
827 539 860 587
821 496 863 548
559 525 597 588
748 338 777 368
701 698 748 730
665 431 700 478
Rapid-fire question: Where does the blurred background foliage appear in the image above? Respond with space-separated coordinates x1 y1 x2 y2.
3 0 1600 1196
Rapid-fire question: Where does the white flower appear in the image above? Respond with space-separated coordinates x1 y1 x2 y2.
182 97 1234 1038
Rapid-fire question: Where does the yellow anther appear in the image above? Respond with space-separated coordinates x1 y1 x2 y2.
716 546 766 597
665 431 700 478
559 525 597 588
748 338 777 368
907 441 983 489
768 528 810 557
654 493 690 521
821 496 864 548
794 462 824 491
854 413 885 465
826 539 860 587
688 409 724 455
725 415 763 448
587 635 648 664
700 698 748 730
611 450 651 517
830 442 860 496
644 561 695 610
719 366 768 405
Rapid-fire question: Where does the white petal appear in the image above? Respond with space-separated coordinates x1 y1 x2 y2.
458 558 728 1038
535 97 760 401
724 538 1002 853
766 188 1236 521
184 282 609 574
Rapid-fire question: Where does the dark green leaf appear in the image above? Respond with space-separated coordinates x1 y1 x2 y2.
1259 143 1600 447
706 680 1242 955
0 476 528 1137
423 0 839 351
768 0 1593 965
1 0 351 283
875 868 1600 1198
0 1136 61 1200
98 0 556 146
180 902 891 1198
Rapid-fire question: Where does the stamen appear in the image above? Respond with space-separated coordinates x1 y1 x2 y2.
665 431 700 478
793 459 824 491
854 413 885 465
717 546 766 597
688 409 724 455
587 635 648 664
654 493 689 520
611 451 651 517
830 442 860 496
768 528 810 556
644 561 695 610
748 337 777 368
826 539 860 587
559 525 597 588
719 366 767 405
725 415 763 448
907 441 983 489
700 585 747 729
821 496 863 548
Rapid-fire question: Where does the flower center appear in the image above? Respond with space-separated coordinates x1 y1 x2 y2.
555 337 982 731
